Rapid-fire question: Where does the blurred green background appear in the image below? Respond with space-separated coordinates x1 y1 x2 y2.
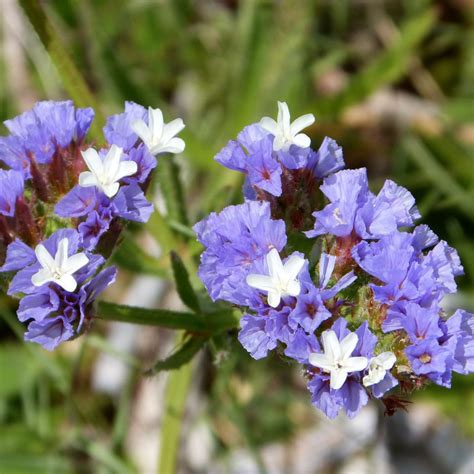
0 0 473 472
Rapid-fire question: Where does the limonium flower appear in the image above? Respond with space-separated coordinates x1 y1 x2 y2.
195 100 474 419
0 100 185 350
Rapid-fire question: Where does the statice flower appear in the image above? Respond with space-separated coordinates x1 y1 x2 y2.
195 100 473 419
0 100 185 350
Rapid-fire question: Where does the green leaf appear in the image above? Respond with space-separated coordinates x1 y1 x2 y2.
96 301 240 333
145 336 206 375
19 0 105 142
170 251 200 312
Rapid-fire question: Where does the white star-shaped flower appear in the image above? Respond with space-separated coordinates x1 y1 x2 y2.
79 144 137 198
362 352 396 387
31 238 89 292
260 101 315 152
309 330 368 390
131 107 185 156
246 248 305 308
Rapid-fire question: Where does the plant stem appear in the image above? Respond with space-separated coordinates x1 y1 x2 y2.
157 333 194 474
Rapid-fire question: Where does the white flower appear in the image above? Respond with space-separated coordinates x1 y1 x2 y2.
309 330 368 390
131 107 185 155
362 352 396 387
79 144 137 198
31 238 89 292
260 101 315 152
246 248 305 308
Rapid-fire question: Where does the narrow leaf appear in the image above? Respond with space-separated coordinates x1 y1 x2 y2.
145 336 206 375
170 251 200 312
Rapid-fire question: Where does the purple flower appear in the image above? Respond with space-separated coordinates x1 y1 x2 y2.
103 101 147 152
306 168 369 238
400 303 443 343
1 100 94 166
0 169 24 217
6 229 103 296
19 265 117 350
305 319 374 419
238 313 278 360
405 339 451 378
444 309 474 375
247 136 282 196
306 169 419 239
306 136 344 179
193 200 287 306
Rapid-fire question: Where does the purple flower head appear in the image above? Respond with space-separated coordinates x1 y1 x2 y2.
194 200 287 306
19 265 116 350
400 303 443 343
0 169 24 217
303 319 396 418
306 168 369 238
238 313 278 360
7 229 102 296
247 136 282 196
307 168 420 239
104 101 147 152
444 309 474 375
284 329 320 364
2 100 94 166
405 339 451 379
123 144 157 184
306 136 345 179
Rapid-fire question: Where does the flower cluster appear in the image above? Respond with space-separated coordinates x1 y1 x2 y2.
0 100 185 350
194 101 473 419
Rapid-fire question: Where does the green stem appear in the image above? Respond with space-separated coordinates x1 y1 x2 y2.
158 333 194 474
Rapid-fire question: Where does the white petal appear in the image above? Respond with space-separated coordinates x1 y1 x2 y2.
322 330 341 362
78 171 98 188
161 118 185 143
149 107 164 142
102 182 120 198
363 368 385 387
31 268 53 287
330 368 348 390
259 117 278 135
115 160 138 181
272 135 287 151
131 119 152 146
290 113 315 135
292 133 311 149
378 351 397 370
266 248 284 280
55 238 69 269
277 101 291 136
339 332 358 359
344 356 368 372
153 137 185 155
63 252 89 274
283 254 305 281
308 353 333 372
267 290 281 308
103 145 123 180
246 274 276 292
81 148 103 176
286 280 301 297
35 244 55 271
56 274 77 292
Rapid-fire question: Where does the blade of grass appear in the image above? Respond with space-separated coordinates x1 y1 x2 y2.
19 0 105 142
157 333 194 474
